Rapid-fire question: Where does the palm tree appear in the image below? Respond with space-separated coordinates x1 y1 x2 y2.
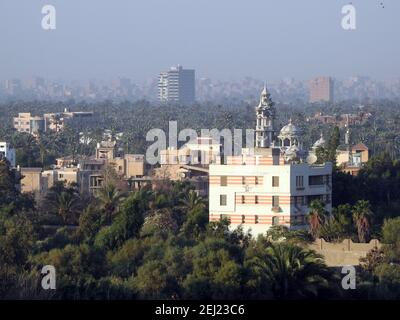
308 199 327 239
97 183 123 224
352 200 373 243
180 190 205 211
260 243 332 299
53 191 80 224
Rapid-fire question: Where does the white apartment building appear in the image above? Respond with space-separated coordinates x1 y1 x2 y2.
0 142 16 167
209 86 332 236
158 65 195 104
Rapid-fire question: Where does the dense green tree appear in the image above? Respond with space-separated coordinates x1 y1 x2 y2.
77 203 103 243
256 243 333 299
94 193 145 250
97 183 123 224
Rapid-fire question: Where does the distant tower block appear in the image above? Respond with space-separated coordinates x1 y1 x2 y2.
309 76 334 103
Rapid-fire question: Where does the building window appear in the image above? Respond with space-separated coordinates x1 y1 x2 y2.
220 194 227 206
242 176 246 185
272 196 279 207
255 195 259 204
255 176 259 185
272 176 279 187
241 195 245 204
255 215 259 224
220 176 227 186
272 216 280 226
296 176 304 188
309 175 324 186
241 215 245 223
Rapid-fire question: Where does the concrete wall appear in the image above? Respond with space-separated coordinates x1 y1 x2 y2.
309 238 381 267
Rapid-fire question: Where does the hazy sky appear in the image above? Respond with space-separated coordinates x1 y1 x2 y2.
0 0 399 81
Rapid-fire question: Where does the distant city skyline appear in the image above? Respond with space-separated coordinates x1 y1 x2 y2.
1 0 399 81
2 73 400 104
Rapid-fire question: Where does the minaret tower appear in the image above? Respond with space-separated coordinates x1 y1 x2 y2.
255 84 276 148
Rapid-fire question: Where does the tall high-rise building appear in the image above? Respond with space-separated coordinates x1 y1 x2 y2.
158 65 195 104
309 76 334 103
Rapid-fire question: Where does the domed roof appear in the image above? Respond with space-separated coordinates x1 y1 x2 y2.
313 133 326 148
279 119 301 136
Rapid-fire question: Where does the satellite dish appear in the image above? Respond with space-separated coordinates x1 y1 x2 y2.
306 154 318 164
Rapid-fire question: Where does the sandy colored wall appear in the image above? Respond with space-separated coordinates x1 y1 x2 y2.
308 238 381 267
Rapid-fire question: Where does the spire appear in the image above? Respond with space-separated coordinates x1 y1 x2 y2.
255 86 276 148
262 81 267 95
258 83 274 109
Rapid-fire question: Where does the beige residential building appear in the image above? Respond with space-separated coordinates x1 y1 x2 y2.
114 154 145 178
154 137 220 195
20 168 49 198
13 113 45 135
337 142 369 176
44 109 94 132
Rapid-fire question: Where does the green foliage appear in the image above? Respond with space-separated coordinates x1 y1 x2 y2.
45 181 82 225
320 204 353 242
0 160 34 210
97 183 124 225
382 217 400 245
0 214 36 271
32 244 107 279
315 126 340 166
35 226 76 252
250 243 334 299
77 203 103 243
94 193 145 250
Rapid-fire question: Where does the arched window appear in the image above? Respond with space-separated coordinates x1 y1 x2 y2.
284 138 290 147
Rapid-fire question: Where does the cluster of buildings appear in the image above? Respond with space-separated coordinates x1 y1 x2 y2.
309 111 372 128
1 84 374 235
13 109 95 136
19 140 146 200
3 73 400 103
1 77 142 101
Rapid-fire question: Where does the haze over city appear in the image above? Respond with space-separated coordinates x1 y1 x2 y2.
1 0 399 82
